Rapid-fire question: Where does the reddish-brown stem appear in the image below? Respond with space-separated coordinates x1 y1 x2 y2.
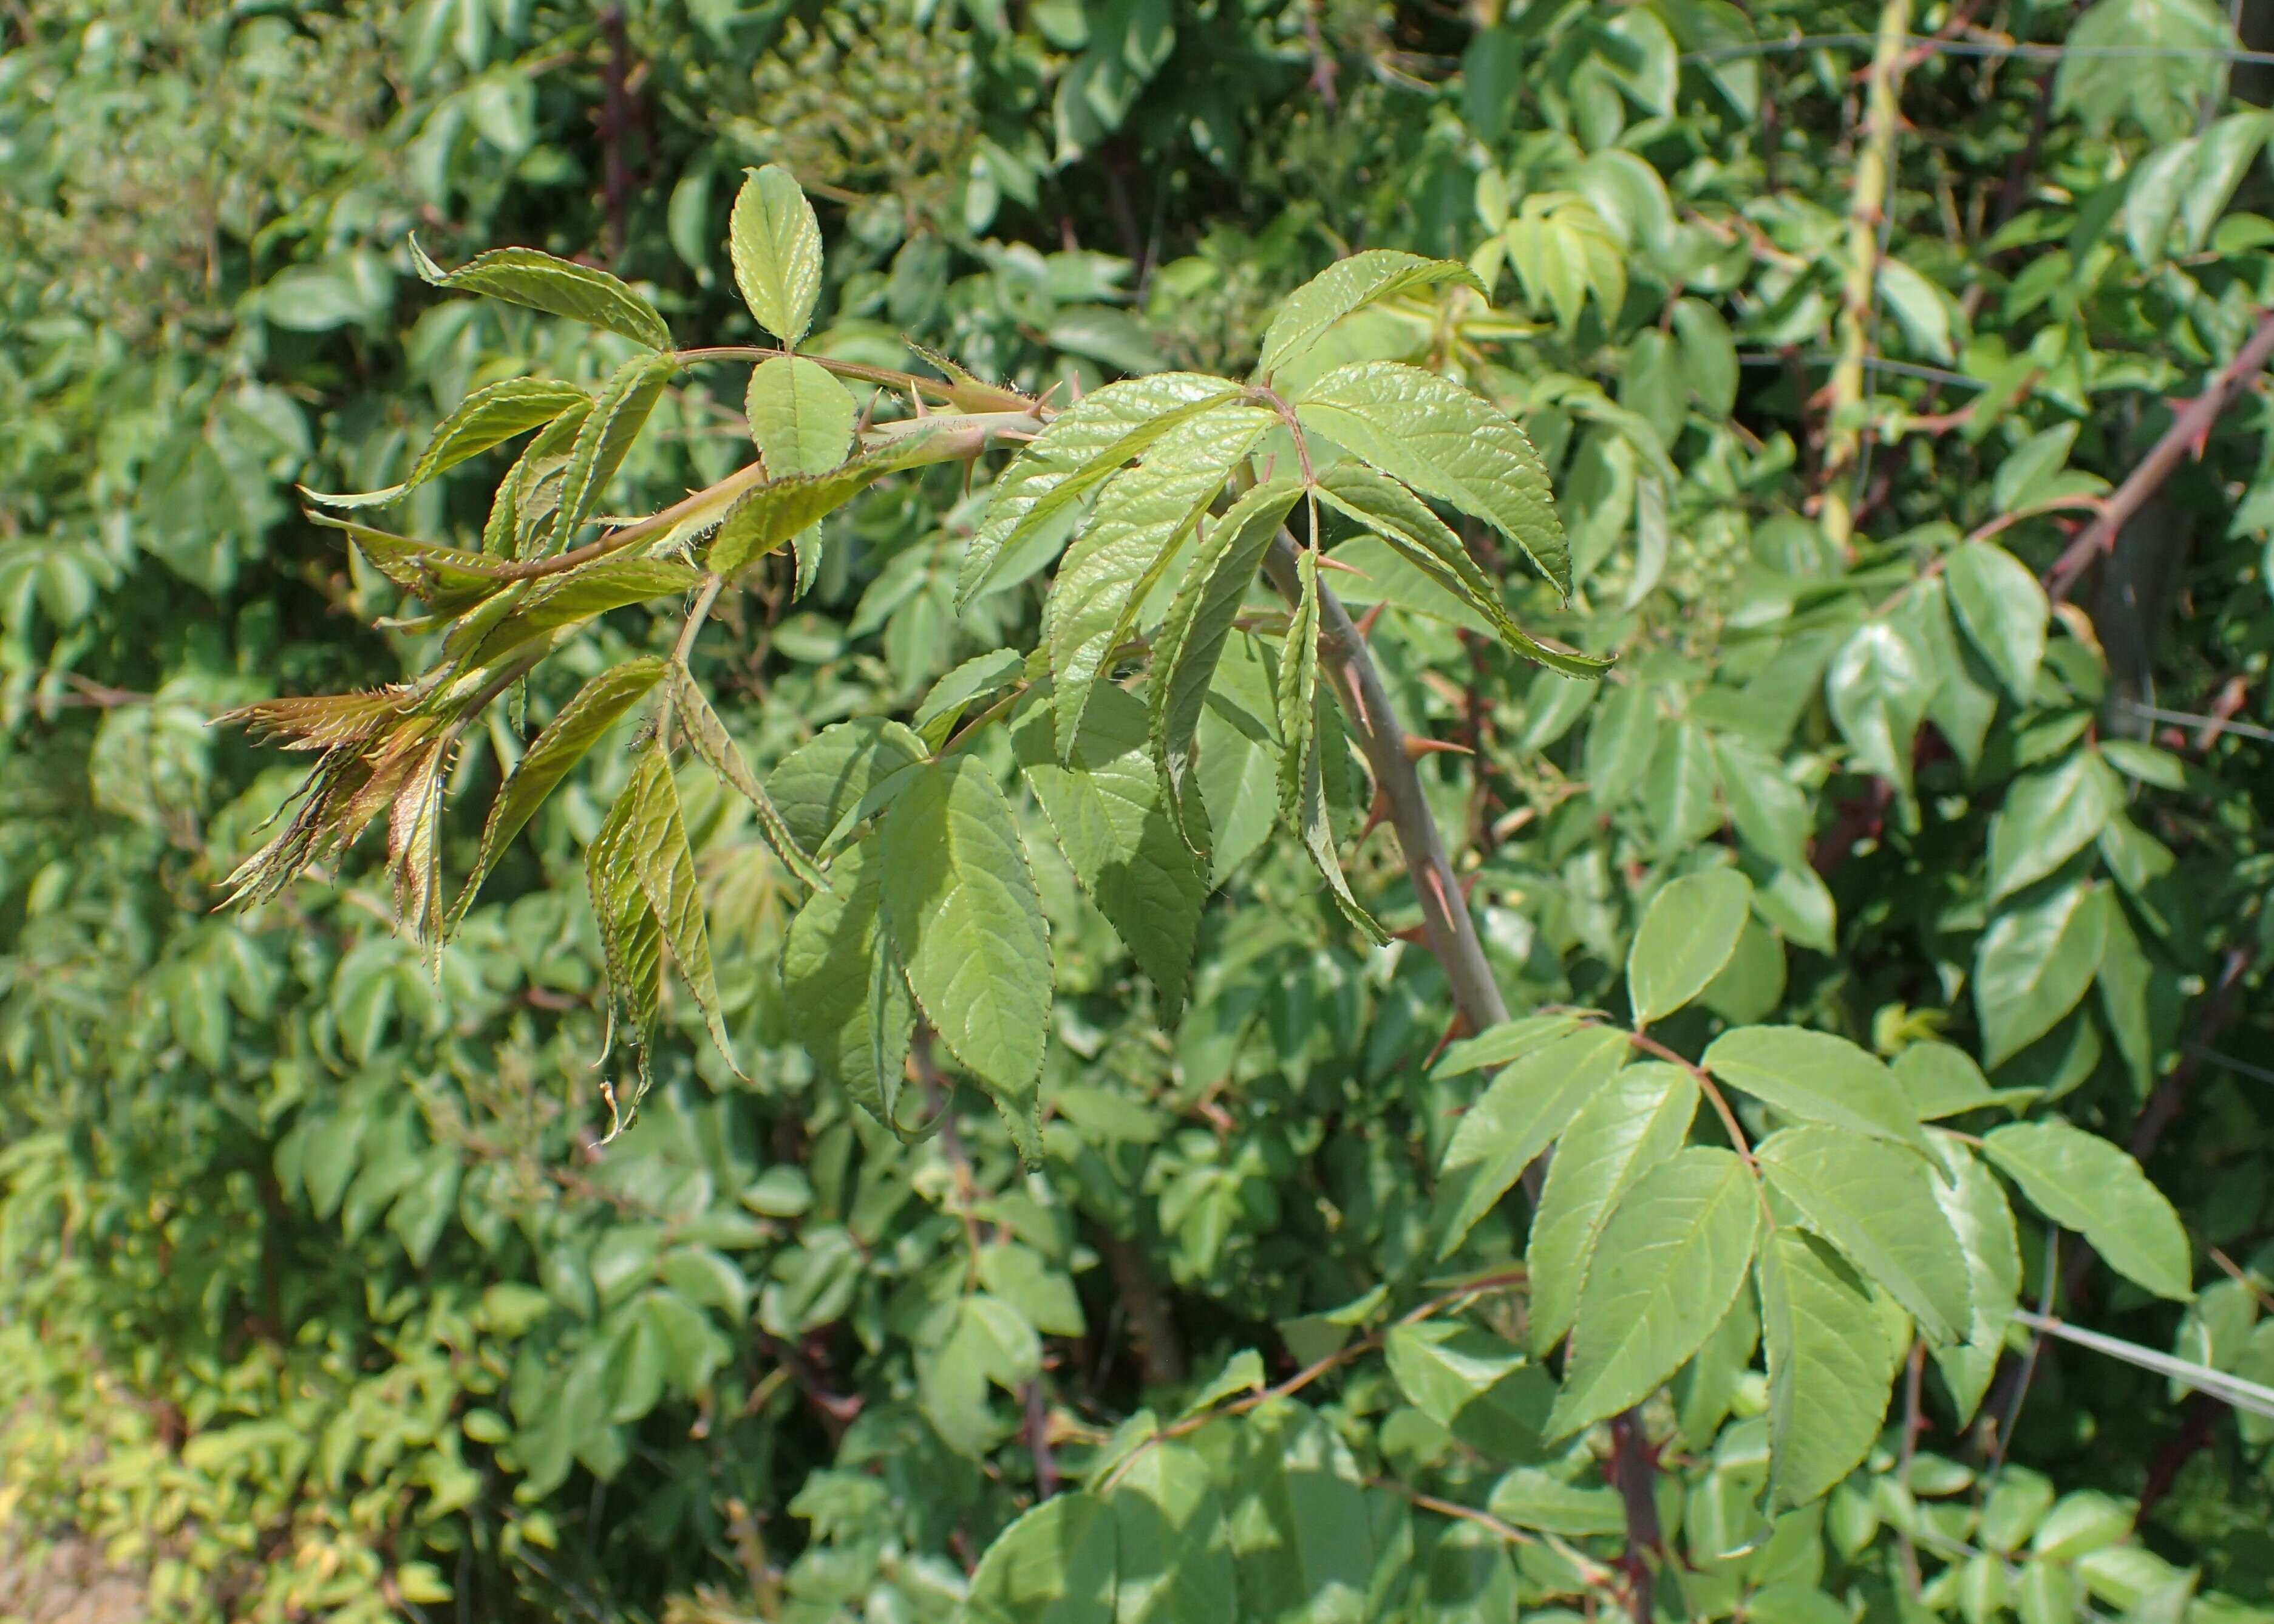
2046 309 2274 602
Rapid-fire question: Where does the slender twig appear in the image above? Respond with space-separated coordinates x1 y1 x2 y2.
1986 1226 2058 1478
1896 1339 1927 1595
2046 310 2274 601
1022 1378 1060 1498
1682 34 2274 67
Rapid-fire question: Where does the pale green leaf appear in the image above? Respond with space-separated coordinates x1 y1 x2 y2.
411 236 672 350
1756 1124 1973 1344
1295 361 1570 597
1313 463 1609 676
1382 1321 1554 1459
729 165 824 347
1013 684 1211 1018
587 766 665 1096
1548 1146 1762 1438
552 351 678 551
1628 869 1752 1025
1825 621 1930 797
1989 751 2121 901
1224 1399 1376 1624
1151 479 1304 849
708 429 959 576
1975 882 2109 1065
766 717 931 865
1276 548 1383 942
1982 1120 2192 1300
964 1490 1119 1624
1109 1443 1234 1624
1527 1061 1700 1353
1893 1042 1995 1120
1432 1013 1586 1079
302 378 590 510
1757 1228 1903 1506
1927 1131 2022 1425
458 656 666 920
877 756 1052 1099
669 662 828 890
964 373 1241 605
1434 1024 1635 1257
1945 540 2050 700
620 739 740 1076
782 838 914 1130
1701 1025 1924 1146
1045 404 1272 756
466 555 703 668
745 355 855 477
2126 137 2201 265
1254 250 1484 382
1486 1467 1629 1537
1713 735 1811 869
914 649 1028 748
1585 682 1660 806
1643 721 1722 856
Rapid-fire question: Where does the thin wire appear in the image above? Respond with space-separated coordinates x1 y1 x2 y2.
2012 1307 2274 1419
1737 350 1985 390
2115 698 2274 744
1986 1225 2057 1479
2188 1045 2274 1087
1684 35 2274 67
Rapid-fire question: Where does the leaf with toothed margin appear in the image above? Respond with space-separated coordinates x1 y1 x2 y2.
411 236 673 350
729 165 824 348
1313 462 1608 676
302 378 592 510
456 657 667 925
668 663 828 891
551 351 678 552
1254 250 1486 382
1546 1146 1762 1439
625 739 744 1079
782 838 916 1133
876 756 1052 1113
1149 478 1304 852
1012 684 1211 1021
1277 547 1385 943
1295 361 1570 597
962 372 1241 606
1044 403 1273 759
1757 1226 1904 1507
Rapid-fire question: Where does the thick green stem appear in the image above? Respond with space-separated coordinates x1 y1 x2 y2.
1820 0 1913 552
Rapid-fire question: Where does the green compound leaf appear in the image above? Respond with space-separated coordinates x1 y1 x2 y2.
1222 1399 1377 1624
668 662 828 891
1983 1119 2193 1300
410 236 673 351
1825 620 1931 798
491 400 593 557
1013 684 1211 1019
1987 751 2122 902
1045 403 1273 758
707 427 961 577
1434 1023 1633 1257
782 838 916 1135
744 355 855 477
1701 1025 1924 1146
1276 546 1384 943
877 755 1052 1102
1757 1227 1904 1507
1108 1441 1236 1624
1945 539 2050 699
764 716 930 860
551 350 678 551
1755 1124 1973 1345
457 656 667 922
729 164 825 348
1312 461 1608 676
307 513 506 615
963 1489 1119 1624
1527 1061 1700 1354
963 372 1241 605
1548 1145 1762 1439
1296 361 1570 597
1927 1130 2023 1425
621 738 741 1079
465 555 704 669
1627 869 1753 1026
1150 478 1304 852
587 756 667 1106
1254 250 1484 383
1975 881 2109 1065
302 378 591 510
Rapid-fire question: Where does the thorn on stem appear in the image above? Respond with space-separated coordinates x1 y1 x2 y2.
1403 735 1474 761
1352 600 1386 640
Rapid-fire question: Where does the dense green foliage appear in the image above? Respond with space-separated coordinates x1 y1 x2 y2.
5 2 2274 1622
